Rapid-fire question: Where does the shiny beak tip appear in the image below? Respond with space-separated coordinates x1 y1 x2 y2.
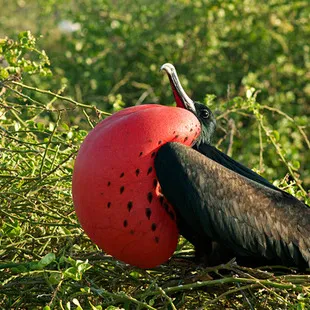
160 63 175 75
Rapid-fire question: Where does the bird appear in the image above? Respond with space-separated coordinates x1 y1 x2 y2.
156 63 310 269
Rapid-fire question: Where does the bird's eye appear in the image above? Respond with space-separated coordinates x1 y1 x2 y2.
201 109 209 119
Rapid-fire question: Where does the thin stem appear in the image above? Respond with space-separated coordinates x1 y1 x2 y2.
257 115 307 195
261 105 310 150
10 81 111 116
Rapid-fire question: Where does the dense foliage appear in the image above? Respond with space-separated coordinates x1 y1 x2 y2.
1 0 309 186
0 1 309 309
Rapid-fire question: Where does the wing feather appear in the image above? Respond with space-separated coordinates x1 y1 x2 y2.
155 142 310 268
195 143 281 192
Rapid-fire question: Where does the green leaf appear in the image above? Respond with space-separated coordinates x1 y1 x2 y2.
64 267 81 281
37 253 56 269
11 265 29 274
48 273 62 285
72 298 83 310
63 258 91 281
37 122 45 131
291 160 300 170
273 130 280 141
89 301 102 310
62 123 70 131
1 221 22 237
129 271 141 278
297 302 305 310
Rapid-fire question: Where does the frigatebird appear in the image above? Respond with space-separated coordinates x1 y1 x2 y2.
156 63 310 269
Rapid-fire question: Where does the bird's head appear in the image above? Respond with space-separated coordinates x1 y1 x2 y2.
161 63 216 146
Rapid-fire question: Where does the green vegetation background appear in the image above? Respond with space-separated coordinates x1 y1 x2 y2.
1 0 310 309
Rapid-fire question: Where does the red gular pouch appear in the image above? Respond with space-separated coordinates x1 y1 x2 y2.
72 104 201 268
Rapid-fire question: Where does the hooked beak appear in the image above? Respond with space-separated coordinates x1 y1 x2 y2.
161 63 196 114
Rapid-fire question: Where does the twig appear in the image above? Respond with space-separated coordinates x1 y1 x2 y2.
9 81 111 117
39 111 62 178
207 283 258 306
257 115 307 195
82 109 94 128
261 105 310 150
3 83 46 108
90 287 157 310
158 286 177 310
226 118 236 157
258 122 264 172
163 276 304 294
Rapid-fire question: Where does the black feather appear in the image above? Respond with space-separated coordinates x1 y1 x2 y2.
195 143 280 192
155 142 310 269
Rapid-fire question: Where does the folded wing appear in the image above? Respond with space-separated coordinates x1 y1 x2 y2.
155 142 310 269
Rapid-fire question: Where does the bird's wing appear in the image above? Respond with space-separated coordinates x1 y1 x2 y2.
155 142 310 268
195 143 280 192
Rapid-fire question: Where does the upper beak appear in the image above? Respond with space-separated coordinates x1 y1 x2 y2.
161 63 196 114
